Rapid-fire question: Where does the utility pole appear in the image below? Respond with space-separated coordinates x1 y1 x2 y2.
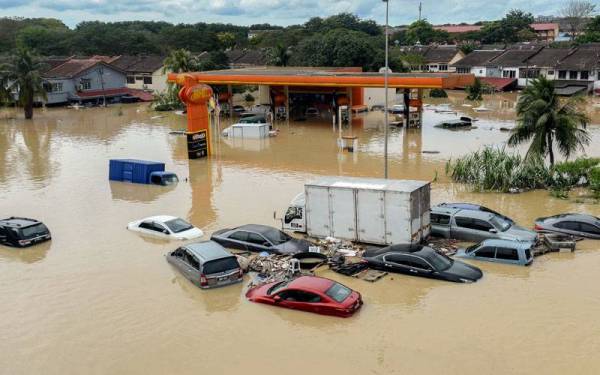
383 0 389 179
418 2 422 21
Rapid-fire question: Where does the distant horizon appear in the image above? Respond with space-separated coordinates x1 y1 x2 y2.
1 0 567 29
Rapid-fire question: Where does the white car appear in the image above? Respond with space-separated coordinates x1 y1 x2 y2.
127 216 203 240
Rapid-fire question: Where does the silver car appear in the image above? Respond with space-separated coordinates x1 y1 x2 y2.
431 206 538 243
166 241 243 289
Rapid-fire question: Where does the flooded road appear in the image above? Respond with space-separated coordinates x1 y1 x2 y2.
1 92 600 375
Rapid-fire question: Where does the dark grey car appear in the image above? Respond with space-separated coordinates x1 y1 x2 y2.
211 224 311 254
431 205 538 243
535 214 600 239
166 241 243 289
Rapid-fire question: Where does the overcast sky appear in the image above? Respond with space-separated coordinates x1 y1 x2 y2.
0 0 574 28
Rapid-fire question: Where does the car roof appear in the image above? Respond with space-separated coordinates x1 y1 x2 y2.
364 244 433 258
184 241 233 261
139 215 179 223
544 213 600 223
288 276 335 292
478 239 532 249
0 217 41 228
454 209 494 220
235 224 276 235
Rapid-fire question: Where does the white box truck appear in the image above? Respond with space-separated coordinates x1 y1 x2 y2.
280 177 431 245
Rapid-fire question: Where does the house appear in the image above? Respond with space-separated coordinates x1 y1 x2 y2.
484 48 542 86
226 49 268 68
522 47 572 83
42 57 128 105
452 50 504 76
110 55 168 93
397 45 465 72
530 23 559 42
553 45 600 95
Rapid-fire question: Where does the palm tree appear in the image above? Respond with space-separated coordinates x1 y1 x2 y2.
508 76 590 166
0 47 46 119
162 49 199 74
268 44 291 67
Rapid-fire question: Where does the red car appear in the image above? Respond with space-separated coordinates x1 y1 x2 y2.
245 276 363 318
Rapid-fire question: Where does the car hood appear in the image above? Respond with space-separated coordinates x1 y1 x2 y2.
445 260 483 281
500 225 538 242
174 227 204 240
274 238 311 254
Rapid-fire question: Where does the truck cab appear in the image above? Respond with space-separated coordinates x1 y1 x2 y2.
149 171 179 186
282 193 306 232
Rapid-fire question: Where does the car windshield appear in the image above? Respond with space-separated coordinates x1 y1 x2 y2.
20 224 49 239
424 252 453 271
490 216 511 231
261 228 291 245
268 280 292 295
163 174 179 185
164 218 194 233
325 283 352 303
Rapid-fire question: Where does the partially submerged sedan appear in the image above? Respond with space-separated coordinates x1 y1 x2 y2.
456 239 534 266
127 216 203 240
246 276 362 317
211 224 311 254
363 244 483 283
535 214 600 239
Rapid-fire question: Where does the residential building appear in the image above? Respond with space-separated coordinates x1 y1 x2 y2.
42 58 128 105
111 55 168 93
553 45 600 95
452 50 504 77
484 48 542 87
397 45 465 72
522 47 571 82
530 23 559 42
226 49 269 68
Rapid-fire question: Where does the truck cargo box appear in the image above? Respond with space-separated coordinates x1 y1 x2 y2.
304 177 430 245
109 159 165 184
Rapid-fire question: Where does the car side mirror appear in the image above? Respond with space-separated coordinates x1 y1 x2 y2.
489 228 498 233
273 295 282 302
263 242 272 247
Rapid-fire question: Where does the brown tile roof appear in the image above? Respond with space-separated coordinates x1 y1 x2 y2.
525 48 572 67
555 47 600 70
43 58 125 79
111 55 166 74
452 50 503 68
434 25 482 33
226 49 268 66
487 48 541 67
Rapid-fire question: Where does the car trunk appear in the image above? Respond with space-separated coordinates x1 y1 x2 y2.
202 257 241 286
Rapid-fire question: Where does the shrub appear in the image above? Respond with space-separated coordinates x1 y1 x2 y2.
244 93 255 103
429 88 448 98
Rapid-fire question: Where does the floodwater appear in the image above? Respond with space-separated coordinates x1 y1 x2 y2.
1 91 600 375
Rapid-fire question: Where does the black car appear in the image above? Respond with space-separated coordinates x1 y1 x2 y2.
0 217 51 248
211 224 311 254
363 244 483 283
438 202 514 224
535 213 600 239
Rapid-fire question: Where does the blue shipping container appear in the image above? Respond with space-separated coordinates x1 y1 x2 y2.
109 159 165 184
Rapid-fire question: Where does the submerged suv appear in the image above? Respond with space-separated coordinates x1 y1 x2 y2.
0 217 51 247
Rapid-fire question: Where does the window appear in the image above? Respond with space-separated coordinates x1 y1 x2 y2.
80 79 91 90
326 283 352 302
579 223 600 235
457 68 469 74
472 219 493 231
479 70 483 74
278 290 321 303
431 213 450 225
455 217 472 228
143 76 153 85
524 248 532 259
475 247 495 258
183 251 200 270
556 221 580 231
164 219 193 233
496 247 519 261
203 257 240 275
409 257 433 271
502 70 516 78
171 248 185 258
139 221 163 232
20 224 49 238
580 71 589 80
569 71 578 80
229 231 248 242
247 232 268 245
439 64 448 71
558 71 567 79
261 228 291 244
547 71 554 76
135 76 144 81
126 76 135 84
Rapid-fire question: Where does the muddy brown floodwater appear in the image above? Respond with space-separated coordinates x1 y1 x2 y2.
1 91 600 375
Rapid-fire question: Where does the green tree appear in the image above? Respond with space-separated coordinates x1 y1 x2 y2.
163 49 200 73
508 77 590 166
0 46 47 119
480 10 535 43
268 43 291 66
217 32 236 50
465 78 485 101
576 15 600 43
404 20 450 45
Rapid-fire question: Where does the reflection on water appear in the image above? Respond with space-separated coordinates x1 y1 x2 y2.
1 92 600 375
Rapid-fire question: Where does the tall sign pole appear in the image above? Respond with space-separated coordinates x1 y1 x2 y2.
383 0 390 179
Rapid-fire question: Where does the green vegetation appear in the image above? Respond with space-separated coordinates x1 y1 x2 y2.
576 15 600 44
429 88 448 98
268 43 291 67
0 46 46 119
244 93 255 104
465 78 487 101
508 77 590 166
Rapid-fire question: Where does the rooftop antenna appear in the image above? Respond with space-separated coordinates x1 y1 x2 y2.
418 2 422 21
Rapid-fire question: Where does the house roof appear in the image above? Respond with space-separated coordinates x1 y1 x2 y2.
41 57 73 73
479 77 518 91
434 25 482 33
531 23 559 31
43 59 102 79
111 55 165 74
452 50 504 68
525 48 572 68
397 45 461 63
487 48 541 67
226 49 268 66
555 47 600 70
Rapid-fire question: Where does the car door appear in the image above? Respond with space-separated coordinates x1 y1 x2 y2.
276 289 322 313
138 221 165 238
382 254 414 275
407 256 435 278
152 222 171 238
181 250 201 285
245 232 272 253
495 247 520 265
431 213 451 238
225 231 250 251
453 216 492 242
472 246 496 262
578 223 600 239
168 247 188 273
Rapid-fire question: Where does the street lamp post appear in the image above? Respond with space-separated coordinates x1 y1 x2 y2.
383 0 389 179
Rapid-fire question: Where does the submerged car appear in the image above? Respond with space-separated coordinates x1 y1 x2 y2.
363 244 483 283
245 275 362 317
0 217 51 248
535 214 600 239
127 216 203 240
437 202 514 224
305 107 320 117
211 224 311 254
456 239 534 266
387 104 405 114
167 241 243 289
232 105 246 113
430 205 537 243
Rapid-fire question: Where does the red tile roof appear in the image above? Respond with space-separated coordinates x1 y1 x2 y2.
434 25 482 33
479 77 517 91
531 23 559 31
